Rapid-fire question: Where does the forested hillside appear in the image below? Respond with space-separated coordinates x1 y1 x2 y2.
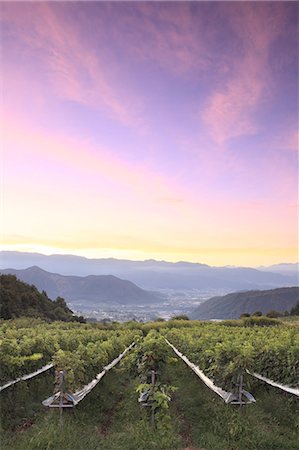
0 275 84 322
191 287 299 320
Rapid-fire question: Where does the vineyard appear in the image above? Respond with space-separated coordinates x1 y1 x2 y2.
1 317 299 450
162 323 299 390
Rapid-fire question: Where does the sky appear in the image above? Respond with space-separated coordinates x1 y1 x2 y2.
0 1 298 267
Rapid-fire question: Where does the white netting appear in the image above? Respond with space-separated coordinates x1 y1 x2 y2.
43 342 135 407
165 339 255 404
0 363 53 392
246 370 299 397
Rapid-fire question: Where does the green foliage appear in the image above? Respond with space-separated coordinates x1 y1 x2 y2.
133 331 177 427
134 331 171 377
290 301 299 316
221 316 281 327
266 310 283 318
162 322 299 390
0 275 84 323
0 319 141 389
240 313 250 318
170 314 189 320
242 316 281 327
1 367 182 449
168 359 299 450
140 318 203 333
1 319 299 450
136 382 176 412
240 310 283 319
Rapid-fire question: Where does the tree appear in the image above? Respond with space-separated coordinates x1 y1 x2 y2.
55 296 72 313
171 314 189 321
252 311 262 317
266 310 283 318
290 301 299 316
0 275 85 323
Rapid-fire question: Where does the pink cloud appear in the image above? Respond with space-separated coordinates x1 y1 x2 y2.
202 2 288 144
203 64 262 144
285 130 299 153
1 3 145 129
103 1 211 77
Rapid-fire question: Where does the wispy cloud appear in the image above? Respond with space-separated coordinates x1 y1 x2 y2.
76 1 219 82
122 2 209 75
1 2 145 128
1 2 297 266
203 64 262 144
202 2 288 144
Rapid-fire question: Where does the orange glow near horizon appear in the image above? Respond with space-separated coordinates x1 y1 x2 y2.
1 243 298 268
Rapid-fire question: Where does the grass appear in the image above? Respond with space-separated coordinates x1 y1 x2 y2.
1 358 299 450
280 315 299 325
1 366 182 450
166 357 299 450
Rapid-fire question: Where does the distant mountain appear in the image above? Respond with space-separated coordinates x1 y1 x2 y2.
259 263 299 278
0 252 297 291
0 274 83 322
190 287 299 320
0 266 161 307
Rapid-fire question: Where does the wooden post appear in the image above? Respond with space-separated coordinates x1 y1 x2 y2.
58 370 64 425
151 370 156 428
151 369 156 385
238 373 243 410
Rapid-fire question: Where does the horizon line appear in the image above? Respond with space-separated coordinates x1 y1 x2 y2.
0 249 298 270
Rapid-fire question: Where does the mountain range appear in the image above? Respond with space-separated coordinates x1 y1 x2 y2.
0 266 160 307
0 251 298 291
190 287 299 320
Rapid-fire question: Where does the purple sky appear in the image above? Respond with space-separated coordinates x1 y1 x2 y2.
1 1 298 266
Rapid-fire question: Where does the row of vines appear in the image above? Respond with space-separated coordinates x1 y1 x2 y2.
125 331 177 427
161 324 299 391
1 318 298 400
0 318 142 391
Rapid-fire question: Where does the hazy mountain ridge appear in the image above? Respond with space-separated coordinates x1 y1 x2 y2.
190 287 299 320
0 252 297 291
258 263 299 276
0 266 161 306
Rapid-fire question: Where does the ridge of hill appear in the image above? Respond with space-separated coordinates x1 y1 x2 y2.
190 287 299 320
0 274 83 322
0 266 161 307
0 251 298 290
258 263 299 276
